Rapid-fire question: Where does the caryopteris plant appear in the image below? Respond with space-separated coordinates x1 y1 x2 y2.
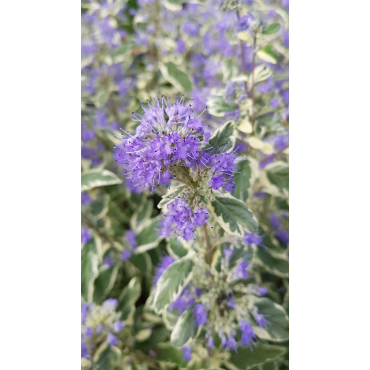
81 0 289 368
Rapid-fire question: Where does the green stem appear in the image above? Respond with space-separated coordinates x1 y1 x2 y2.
235 1 248 95
203 224 212 265
251 32 257 122
81 212 115 246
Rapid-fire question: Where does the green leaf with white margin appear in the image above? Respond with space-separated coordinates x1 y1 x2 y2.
251 297 289 342
262 23 281 35
158 185 187 209
233 160 251 202
163 0 182 12
257 45 279 64
204 121 236 152
117 276 142 321
93 265 119 302
251 64 272 84
207 95 237 117
93 343 120 370
152 257 194 313
224 341 286 370
81 169 122 191
81 239 99 302
207 193 258 237
253 247 289 278
159 62 192 93
222 58 234 83
136 216 163 253
130 199 153 231
163 308 179 330
135 329 152 342
156 342 184 365
130 252 152 274
170 305 199 347
90 194 110 220
265 161 289 192
167 238 188 258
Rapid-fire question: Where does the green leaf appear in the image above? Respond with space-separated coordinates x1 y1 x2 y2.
167 238 188 258
135 329 152 342
254 248 289 278
262 23 281 35
158 185 187 209
207 95 237 117
153 257 194 313
136 217 163 253
163 308 179 330
131 200 154 230
109 43 131 63
163 0 182 12
159 62 192 93
215 243 253 272
252 64 272 84
257 45 279 64
252 297 289 342
226 341 286 370
207 194 258 237
93 266 119 302
265 162 289 192
204 121 236 152
94 344 119 370
81 240 99 302
81 169 122 192
96 89 110 108
134 327 169 352
90 194 110 220
233 160 251 202
222 58 234 83
156 342 184 365
117 277 142 321
170 306 199 347
130 252 152 274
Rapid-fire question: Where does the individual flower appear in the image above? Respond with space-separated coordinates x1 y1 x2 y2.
253 312 269 328
269 98 279 108
121 250 131 260
194 304 207 325
81 227 92 244
243 231 263 246
226 335 237 351
182 347 192 361
240 321 257 348
81 192 92 205
235 259 250 279
237 14 255 31
107 333 118 346
103 256 114 268
125 230 137 249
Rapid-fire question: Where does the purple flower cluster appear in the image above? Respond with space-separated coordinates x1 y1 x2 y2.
81 299 124 359
115 97 243 241
114 97 206 192
160 199 209 241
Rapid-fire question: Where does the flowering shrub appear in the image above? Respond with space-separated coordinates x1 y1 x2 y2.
81 0 289 369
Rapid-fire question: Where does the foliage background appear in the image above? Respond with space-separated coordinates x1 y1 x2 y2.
81 0 289 369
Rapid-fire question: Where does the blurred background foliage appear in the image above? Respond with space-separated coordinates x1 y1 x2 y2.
81 0 288 368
